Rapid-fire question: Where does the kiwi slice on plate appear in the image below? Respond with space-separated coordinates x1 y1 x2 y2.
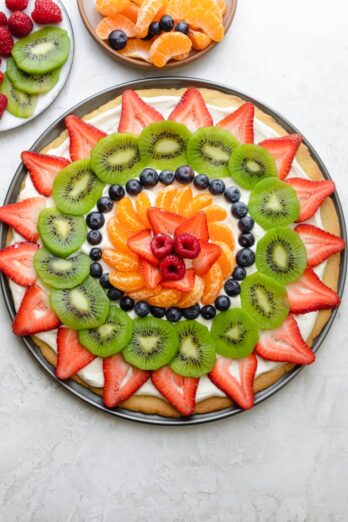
6 56 60 95
33 248 90 289
0 73 37 118
139 121 191 170
241 272 289 330
38 207 87 258
170 320 216 378
256 226 307 285
211 309 259 359
79 305 133 357
122 317 178 371
52 159 105 215
91 133 143 184
228 144 277 190
12 27 70 75
248 177 300 229
50 276 110 330
187 127 239 177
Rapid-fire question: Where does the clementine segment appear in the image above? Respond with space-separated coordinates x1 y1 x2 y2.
107 217 133 253
96 0 130 17
166 0 187 20
96 15 136 39
147 288 182 306
120 2 139 21
128 286 162 300
184 193 213 217
118 39 152 61
185 8 224 42
188 29 212 51
115 196 145 233
190 0 221 20
203 204 227 222
109 270 144 292
214 241 236 279
102 249 140 271
208 222 235 250
171 186 193 215
155 186 178 210
178 274 204 307
135 0 164 37
135 192 151 227
201 262 223 305
149 32 192 68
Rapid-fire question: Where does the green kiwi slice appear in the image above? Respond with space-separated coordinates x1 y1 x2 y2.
228 144 277 189
122 317 178 371
138 121 191 170
248 177 300 229
211 309 259 359
12 27 70 75
38 207 87 258
52 159 105 215
78 305 133 357
33 248 90 289
6 56 60 95
50 276 110 330
0 73 37 118
170 320 216 378
187 127 239 177
91 133 144 184
256 227 307 285
240 272 289 330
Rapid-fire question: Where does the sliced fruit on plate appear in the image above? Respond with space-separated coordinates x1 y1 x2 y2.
171 185 193 215
109 270 145 292
0 242 39 286
259 134 302 180
166 0 187 20
21 151 70 197
211 308 259 359
185 8 224 42
162 268 195 292
207 222 235 249
228 143 277 190
169 87 213 132
214 241 235 279
140 258 162 289
34 248 90 289
190 0 222 19
155 186 178 210
115 197 145 234
188 30 212 51
107 216 133 253
0 73 37 118
174 212 209 241
286 268 340 314
65 114 107 162
152 366 199 416
201 261 223 304
147 207 185 235
135 192 151 228
0 197 45 242
203 204 227 222
147 287 182 307
13 285 60 335
6 56 61 96
38 207 87 258
127 229 159 265
295 224 345 267
120 2 139 22
118 89 164 135
96 15 136 39
102 249 140 271
217 103 255 144
118 39 152 62
192 240 222 276
149 32 192 68
56 327 96 380
178 274 204 307
96 0 131 17
135 0 163 38
128 286 162 300
184 193 213 217
285 177 336 222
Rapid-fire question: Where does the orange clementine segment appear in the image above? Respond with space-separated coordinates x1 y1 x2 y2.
214 241 236 279
153 1 168 21
107 217 133 253
203 204 227 222
184 193 213 217
171 186 193 215
118 39 152 61
155 186 178 210
149 32 192 68
147 288 182 306
185 8 224 42
128 286 162 300
208 222 235 250
120 2 139 22
135 0 163 38
109 270 144 292
214 0 226 15
102 249 140 272
135 192 151 227
96 15 136 39
173 52 190 61
131 0 144 5
166 0 187 20
190 0 221 19
96 0 130 17
201 262 223 305
188 29 212 51
178 275 204 307
115 196 145 233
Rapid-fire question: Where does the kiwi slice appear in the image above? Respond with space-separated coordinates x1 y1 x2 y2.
122 317 178 371
6 56 60 95
248 177 300 229
50 276 110 330
256 227 307 285
170 320 216 378
240 272 289 330
187 127 239 177
33 248 90 289
12 27 70 75
211 309 259 359
138 121 191 170
38 207 87 258
228 144 277 189
91 133 144 184
52 159 105 216
0 73 37 118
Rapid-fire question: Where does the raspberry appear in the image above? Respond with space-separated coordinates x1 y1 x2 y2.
160 255 186 281
174 233 201 259
8 11 33 37
0 94 8 120
0 12 8 26
31 0 62 24
5 0 28 11
0 27 14 57
151 233 174 259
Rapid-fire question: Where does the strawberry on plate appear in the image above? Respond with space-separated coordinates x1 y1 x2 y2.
287 268 340 314
192 240 222 276
151 366 199 416
56 327 95 380
118 89 164 135
295 224 345 267
168 87 213 132
140 258 162 289
217 102 254 144
286 177 335 222
12 285 60 336
0 242 39 286
147 207 185 235
174 212 209 241
127 229 159 266
162 268 195 292
21 151 70 196
0 197 45 242
65 114 107 162
259 134 302 180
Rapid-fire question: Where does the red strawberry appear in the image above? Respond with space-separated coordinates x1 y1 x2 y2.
255 315 315 365
0 93 8 119
65 115 107 162
118 89 164 135
0 26 14 57
140 258 162 289
0 242 39 286
286 177 335 222
12 285 60 336
56 327 95 380
0 72 3 84
162 268 195 292
147 207 185 235
8 11 33 37
6 0 28 11
208 354 257 410
287 268 340 314
151 366 199 416
0 197 45 242
192 240 221 276
295 224 345 267
127 229 159 266
103 354 150 408
21 151 70 196
31 0 62 24
259 134 302 179
168 87 213 132
217 102 254 144
174 212 209 241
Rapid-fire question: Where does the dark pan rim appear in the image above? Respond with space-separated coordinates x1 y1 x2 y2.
1 77 347 426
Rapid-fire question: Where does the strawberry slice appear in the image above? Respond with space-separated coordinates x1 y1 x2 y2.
208 354 257 410
217 102 254 144
151 366 199 416
287 268 340 314
255 315 315 365
174 212 209 241
168 87 213 132
286 177 335 222
118 89 164 135
0 197 46 242
192 240 222 276
140 258 162 289
0 242 39 286
147 207 185 235
259 134 302 179
12 285 60 336
162 268 195 292
56 327 95 380
65 114 107 162
295 224 345 267
103 353 150 408
127 229 159 266
21 151 70 196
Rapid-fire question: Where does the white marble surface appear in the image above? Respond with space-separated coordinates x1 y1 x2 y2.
0 0 348 520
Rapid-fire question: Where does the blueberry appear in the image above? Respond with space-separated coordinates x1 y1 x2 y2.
209 179 226 195
159 170 175 185
182 304 200 320
86 212 105 230
175 21 189 34
175 165 194 184
224 186 241 203
89 247 102 261
109 184 125 201
231 201 248 219
134 301 150 317
194 174 209 190
236 248 255 267
150 306 166 318
142 21 161 40
97 196 113 213
160 14 174 32
126 179 142 196
238 233 255 248
107 287 124 301
119 296 135 312
238 216 254 233
140 168 159 188
108 30 127 50
201 305 216 320
215 295 231 311
224 279 241 297
100 273 112 289
87 230 102 245
166 306 182 322
232 266 246 281
90 262 103 278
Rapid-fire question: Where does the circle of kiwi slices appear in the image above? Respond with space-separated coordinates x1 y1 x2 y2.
52 160 105 216
210 309 259 359
33 248 90 289
256 227 307 284
170 320 216 378
240 272 289 330
248 177 300 229
78 305 133 357
228 144 277 190
38 207 87 258
0 73 37 119
122 317 179 371
187 127 239 178
6 56 61 95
